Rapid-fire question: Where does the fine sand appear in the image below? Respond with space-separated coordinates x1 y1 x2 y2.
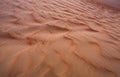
0 0 120 77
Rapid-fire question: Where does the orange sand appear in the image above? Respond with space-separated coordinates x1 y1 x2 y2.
0 0 120 77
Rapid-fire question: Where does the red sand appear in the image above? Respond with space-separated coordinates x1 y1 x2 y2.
0 0 120 77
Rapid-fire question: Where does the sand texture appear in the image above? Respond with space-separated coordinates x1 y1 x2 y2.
0 0 120 77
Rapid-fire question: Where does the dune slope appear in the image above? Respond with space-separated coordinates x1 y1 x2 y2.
0 0 120 77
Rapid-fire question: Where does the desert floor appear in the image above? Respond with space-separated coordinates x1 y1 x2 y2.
0 0 120 77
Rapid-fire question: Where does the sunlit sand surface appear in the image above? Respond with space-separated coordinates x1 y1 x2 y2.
0 0 120 77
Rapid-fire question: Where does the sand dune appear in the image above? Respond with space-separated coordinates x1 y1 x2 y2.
0 0 120 77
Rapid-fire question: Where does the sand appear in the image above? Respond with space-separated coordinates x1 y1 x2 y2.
0 0 120 77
